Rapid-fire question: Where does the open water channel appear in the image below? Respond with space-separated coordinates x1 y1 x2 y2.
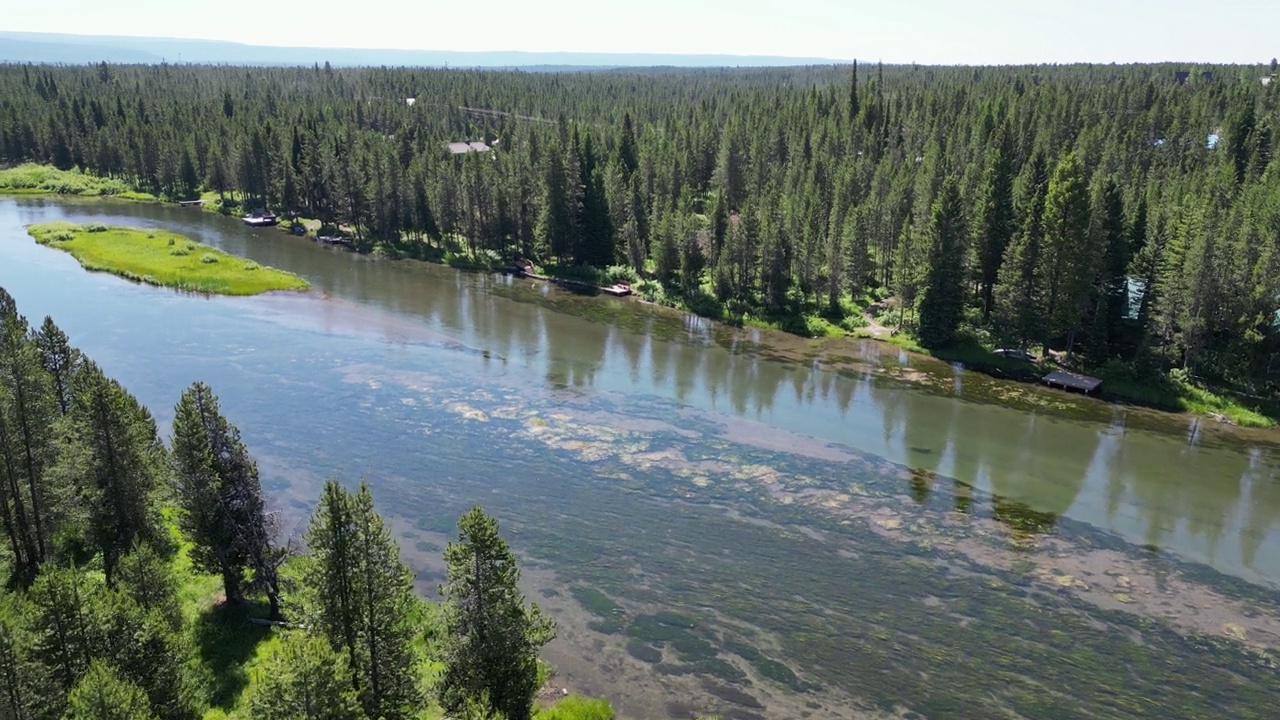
1 196 1278 719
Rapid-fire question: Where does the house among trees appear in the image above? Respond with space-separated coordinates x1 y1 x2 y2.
1174 71 1191 84
447 140 491 154
1201 71 1214 82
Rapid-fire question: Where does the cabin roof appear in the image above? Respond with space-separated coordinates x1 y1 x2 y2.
447 140 491 154
1042 370 1103 393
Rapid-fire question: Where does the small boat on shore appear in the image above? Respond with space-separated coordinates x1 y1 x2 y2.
242 213 278 227
316 235 352 246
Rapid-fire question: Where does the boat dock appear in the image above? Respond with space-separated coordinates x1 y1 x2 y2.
1042 370 1103 394
509 262 631 297
242 213 278 227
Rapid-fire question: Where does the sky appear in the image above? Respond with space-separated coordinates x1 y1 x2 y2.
6 0 1279 64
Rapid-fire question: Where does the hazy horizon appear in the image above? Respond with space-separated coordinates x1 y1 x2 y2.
5 0 1279 65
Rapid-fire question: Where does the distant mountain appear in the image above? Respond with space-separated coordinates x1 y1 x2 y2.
0 31 844 68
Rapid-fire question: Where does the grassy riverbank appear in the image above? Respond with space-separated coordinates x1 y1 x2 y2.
0 163 158 201
27 221 310 295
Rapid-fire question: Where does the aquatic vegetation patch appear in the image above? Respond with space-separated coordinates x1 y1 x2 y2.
26 222 309 295
570 586 622 618
722 639 804 691
330 360 1280 719
625 640 663 663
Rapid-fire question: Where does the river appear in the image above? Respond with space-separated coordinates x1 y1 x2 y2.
2 196 1278 719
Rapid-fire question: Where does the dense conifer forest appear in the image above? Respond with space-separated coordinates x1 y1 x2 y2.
1 60 1278 399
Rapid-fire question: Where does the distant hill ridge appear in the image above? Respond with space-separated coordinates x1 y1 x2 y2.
0 31 845 68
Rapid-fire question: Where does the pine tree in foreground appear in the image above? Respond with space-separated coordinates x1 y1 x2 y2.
437 506 555 720
302 480 420 720
62 660 157 720
171 382 269 606
249 631 367 720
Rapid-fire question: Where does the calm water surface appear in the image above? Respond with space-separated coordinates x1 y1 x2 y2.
2 197 1278 719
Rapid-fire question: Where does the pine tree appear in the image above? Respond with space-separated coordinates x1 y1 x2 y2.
249 632 367 720
536 149 573 263
171 382 268 606
917 181 969 348
0 593 31 720
63 660 157 720
0 312 57 582
301 481 420 720
617 113 639 178
26 565 95 704
974 126 1016 321
576 135 615 267
114 543 182 630
1040 152 1094 355
993 152 1049 348
1085 178 1129 364
33 317 78 417
437 507 554 720
62 369 163 586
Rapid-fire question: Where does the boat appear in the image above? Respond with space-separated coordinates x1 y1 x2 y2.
242 213 278 227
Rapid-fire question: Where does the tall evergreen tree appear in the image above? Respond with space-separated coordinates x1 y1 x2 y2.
33 317 78 417
301 481 420 720
917 181 969 348
993 152 1049 348
0 593 31 720
974 126 1017 320
1040 152 1094 355
1084 178 1129 363
171 382 268 606
61 369 163 586
0 312 57 582
437 507 554 720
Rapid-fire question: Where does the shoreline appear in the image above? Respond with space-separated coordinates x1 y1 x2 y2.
5 184 1276 432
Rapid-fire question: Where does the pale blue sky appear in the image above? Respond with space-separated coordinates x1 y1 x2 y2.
7 0 1278 63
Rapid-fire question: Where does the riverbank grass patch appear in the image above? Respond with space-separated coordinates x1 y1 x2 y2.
27 221 309 296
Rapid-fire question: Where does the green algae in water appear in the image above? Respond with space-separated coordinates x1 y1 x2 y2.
570 586 622 619
723 639 805 691
349 363 1280 719
626 640 663 663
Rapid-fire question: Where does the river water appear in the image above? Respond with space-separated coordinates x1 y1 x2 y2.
2 197 1278 719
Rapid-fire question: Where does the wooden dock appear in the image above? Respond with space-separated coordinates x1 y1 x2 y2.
509 264 631 297
1042 370 1103 394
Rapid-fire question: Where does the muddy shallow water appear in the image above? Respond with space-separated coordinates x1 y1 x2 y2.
1 197 1278 718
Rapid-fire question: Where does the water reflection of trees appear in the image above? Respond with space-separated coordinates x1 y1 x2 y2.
516 303 1280 566
1241 449 1280 570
